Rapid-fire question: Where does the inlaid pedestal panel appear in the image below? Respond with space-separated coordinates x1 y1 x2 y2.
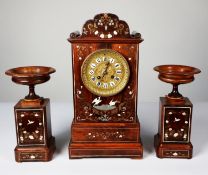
14 99 56 162
154 97 193 159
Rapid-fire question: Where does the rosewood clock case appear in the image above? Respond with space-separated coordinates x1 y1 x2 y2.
68 13 143 158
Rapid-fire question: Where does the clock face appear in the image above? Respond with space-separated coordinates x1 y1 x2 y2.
81 49 130 97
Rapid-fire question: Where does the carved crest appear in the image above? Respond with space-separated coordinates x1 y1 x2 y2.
70 13 142 40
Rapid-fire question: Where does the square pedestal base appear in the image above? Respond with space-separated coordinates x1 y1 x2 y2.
69 120 143 159
154 134 192 159
69 142 143 159
15 137 56 162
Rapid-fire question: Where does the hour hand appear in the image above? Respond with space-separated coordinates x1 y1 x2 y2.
102 62 110 78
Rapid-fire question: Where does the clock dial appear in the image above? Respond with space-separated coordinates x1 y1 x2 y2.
81 49 130 97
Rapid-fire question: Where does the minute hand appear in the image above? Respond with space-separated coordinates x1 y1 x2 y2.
102 62 110 78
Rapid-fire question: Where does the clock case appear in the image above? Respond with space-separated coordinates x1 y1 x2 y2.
68 13 143 158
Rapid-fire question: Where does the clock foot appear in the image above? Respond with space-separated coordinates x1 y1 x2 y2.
69 142 143 159
14 136 56 162
154 134 193 159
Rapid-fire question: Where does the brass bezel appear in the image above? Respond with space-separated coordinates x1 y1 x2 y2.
81 49 130 97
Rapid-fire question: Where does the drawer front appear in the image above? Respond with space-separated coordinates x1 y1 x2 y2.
15 109 45 146
72 128 139 142
162 150 190 158
163 107 191 143
20 152 46 161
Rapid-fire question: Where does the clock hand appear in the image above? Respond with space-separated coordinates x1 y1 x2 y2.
101 62 110 78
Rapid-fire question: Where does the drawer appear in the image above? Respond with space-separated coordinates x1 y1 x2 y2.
162 150 190 158
20 152 46 161
72 127 139 142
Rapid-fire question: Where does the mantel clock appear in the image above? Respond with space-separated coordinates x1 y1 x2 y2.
68 13 143 158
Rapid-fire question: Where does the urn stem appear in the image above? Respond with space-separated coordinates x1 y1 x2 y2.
25 85 40 100
168 84 183 99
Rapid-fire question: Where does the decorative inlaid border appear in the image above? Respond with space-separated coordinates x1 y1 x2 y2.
162 106 192 143
20 152 45 161
15 109 46 146
69 13 142 40
162 150 190 158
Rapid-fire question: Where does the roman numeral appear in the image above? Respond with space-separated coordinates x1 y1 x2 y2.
96 58 101 63
103 83 108 88
109 58 115 63
103 57 108 62
115 63 120 68
110 82 115 86
115 77 120 81
91 63 96 68
89 70 94 75
116 70 122 74
91 76 96 81
96 82 101 87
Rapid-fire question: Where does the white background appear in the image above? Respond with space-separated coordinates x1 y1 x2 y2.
0 0 207 102
0 0 208 175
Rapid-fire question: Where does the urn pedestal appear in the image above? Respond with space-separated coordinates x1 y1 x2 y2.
154 97 193 158
154 65 201 159
5 66 56 162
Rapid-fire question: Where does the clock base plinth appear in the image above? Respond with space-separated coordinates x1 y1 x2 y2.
15 136 56 162
154 134 192 159
69 142 142 159
68 120 143 159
